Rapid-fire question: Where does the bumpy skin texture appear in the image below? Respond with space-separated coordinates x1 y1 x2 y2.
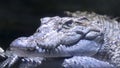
0 11 120 68
66 11 120 67
62 56 113 68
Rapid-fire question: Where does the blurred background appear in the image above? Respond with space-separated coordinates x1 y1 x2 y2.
0 0 120 49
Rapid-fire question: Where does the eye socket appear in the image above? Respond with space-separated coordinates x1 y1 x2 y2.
62 20 73 29
64 20 73 26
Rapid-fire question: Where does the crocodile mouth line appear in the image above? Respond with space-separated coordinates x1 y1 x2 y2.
7 47 71 58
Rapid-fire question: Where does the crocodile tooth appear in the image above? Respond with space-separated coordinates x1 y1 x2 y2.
24 58 30 62
22 58 25 62
29 58 33 63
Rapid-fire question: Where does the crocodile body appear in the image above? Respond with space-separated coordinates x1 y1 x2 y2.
0 11 120 68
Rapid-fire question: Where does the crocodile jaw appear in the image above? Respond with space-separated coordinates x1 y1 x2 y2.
9 16 104 58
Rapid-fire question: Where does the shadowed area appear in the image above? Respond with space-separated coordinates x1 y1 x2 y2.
0 0 120 50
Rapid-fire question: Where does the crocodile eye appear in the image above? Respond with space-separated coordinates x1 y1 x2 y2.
62 20 73 29
65 20 73 26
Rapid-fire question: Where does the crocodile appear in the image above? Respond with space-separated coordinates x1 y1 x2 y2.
0 11 120 68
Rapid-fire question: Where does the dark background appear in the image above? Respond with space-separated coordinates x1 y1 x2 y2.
0 0 120 49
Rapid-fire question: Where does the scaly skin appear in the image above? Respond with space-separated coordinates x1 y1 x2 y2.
0 11 120 68
66 11 120 67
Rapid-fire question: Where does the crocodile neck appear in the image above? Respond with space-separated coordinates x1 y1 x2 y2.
95 15 120 66
68 11 120 66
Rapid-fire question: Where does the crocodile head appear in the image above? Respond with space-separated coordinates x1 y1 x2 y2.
8 16 104 58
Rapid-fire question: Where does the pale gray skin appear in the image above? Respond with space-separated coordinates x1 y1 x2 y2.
1 12 120 68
